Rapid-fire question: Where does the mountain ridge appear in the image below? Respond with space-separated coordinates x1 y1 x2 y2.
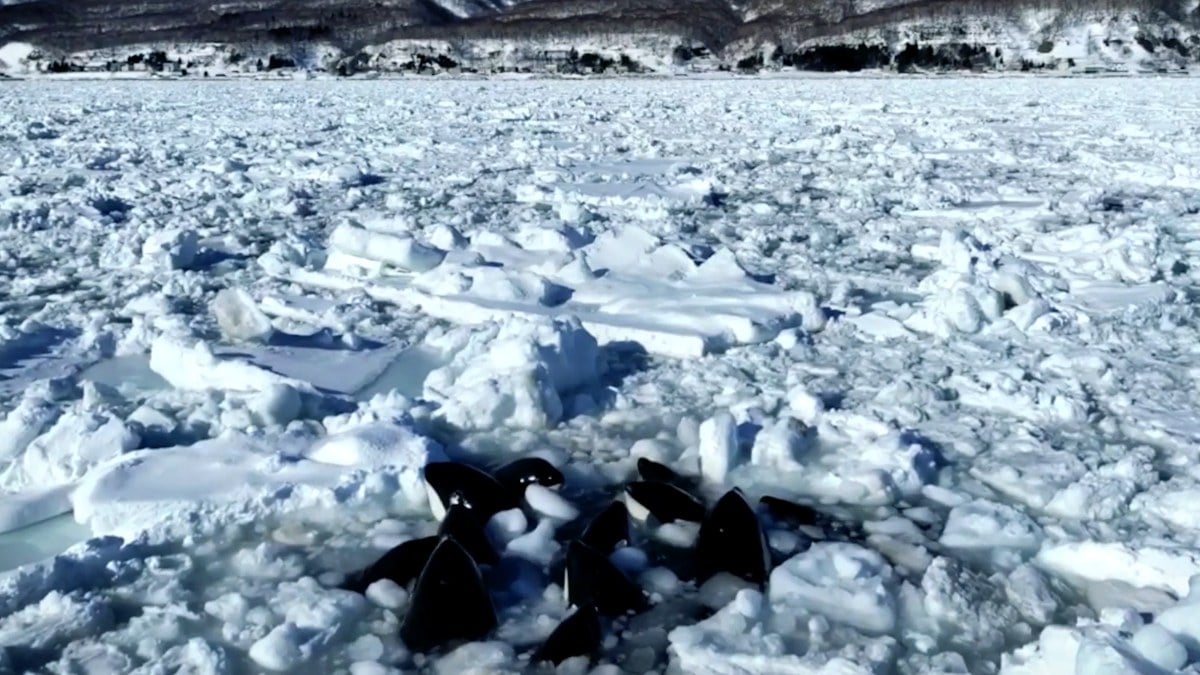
1 0 1198 73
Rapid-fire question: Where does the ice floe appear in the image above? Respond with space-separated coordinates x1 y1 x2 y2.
1 77 1199 674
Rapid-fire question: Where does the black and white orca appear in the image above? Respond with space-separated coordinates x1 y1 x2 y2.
343 492 499 594
579 500 632 553
694 489 770 586
493 457 564 494
343 535 440 594
400 537 498 653
531 605 603 666
624 481 706 524
758 494 821 527
424 461 519 522
758 494 861 540
440 495 500 566
564 540 648 616
635 457 695 490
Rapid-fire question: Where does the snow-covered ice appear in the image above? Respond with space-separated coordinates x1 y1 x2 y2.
1 77 1200 673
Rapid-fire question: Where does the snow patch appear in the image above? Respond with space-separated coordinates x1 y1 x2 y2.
422 316 601 430
768 543 898 635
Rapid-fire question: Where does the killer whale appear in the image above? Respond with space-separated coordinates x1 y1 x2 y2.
580 500 632 553
624 480 705 524
440 495 500 566
344 491 500 594
400 537 498 653
758 494 821 527
343 535 440 593
424 461 519 522
635 457 696 490
694 489 770 586
531 605 603 666
493 457 564 493
563 540 647 616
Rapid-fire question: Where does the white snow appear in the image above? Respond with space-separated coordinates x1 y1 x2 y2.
327 222 446 274
1 76 1199 674
505 518 559 565
147 337 314 395
750 418 808 471
421 316 602 430
523 484 579 521
939 499 1043 565
365 580 408 610
67 425 436 538
304 421 443 475
668 589 893 675
698 412 739 485
1035 542 1200 599
487 508 529 546
768 543 899 635
141 229 199 271
1130 624 1187 671
212 287 275 343
0 42 34 73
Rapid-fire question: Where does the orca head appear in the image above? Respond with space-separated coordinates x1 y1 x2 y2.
694 489 770 586
758 494 820 527
563 540 647 617
623 481 706 524
400 537 498 653
493 457 564 493
635 457 694 489
530 605 603 666
579 500 631 553
423 461 518 523
343 535 439 594
439 495 500 566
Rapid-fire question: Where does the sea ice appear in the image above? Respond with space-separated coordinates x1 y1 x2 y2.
140 229 198 271
768 543 898 635
697 412 739 485
524 484 579 520
1 76 1198 675
327 222 446 274
940 499 1043 565
212 287 275 343
422 316 601 430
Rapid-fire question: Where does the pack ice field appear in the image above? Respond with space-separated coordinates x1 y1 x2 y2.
0 77 1199 675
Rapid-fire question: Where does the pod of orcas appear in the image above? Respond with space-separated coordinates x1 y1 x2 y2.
340 455 857 667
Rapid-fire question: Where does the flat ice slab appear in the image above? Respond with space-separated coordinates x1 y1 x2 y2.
272 223 819 358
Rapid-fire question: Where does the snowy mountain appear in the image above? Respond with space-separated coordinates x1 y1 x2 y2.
0 0 1198 73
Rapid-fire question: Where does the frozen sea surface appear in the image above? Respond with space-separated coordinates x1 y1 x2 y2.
1 78 1199 674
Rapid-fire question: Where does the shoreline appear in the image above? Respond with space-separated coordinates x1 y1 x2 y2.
1 67 1194 82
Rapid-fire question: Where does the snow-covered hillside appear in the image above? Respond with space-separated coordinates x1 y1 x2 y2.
1 77 1200 673
1 1 1198 74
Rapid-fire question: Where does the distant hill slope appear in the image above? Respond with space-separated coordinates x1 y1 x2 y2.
1 0 1198 73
